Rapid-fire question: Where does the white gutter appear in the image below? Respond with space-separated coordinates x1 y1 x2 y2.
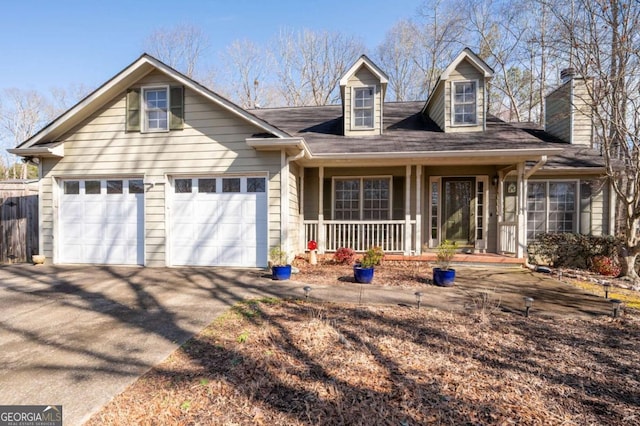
309 148 562 160
8 144 64 158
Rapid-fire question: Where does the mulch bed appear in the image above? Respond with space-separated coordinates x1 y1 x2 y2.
291 258 434 288
87 299 640 425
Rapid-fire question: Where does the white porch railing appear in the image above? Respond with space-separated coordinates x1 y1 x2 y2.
304 220 413 253
498 222 517 254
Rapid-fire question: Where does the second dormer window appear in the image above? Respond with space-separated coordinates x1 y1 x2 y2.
453 81 477 125
353 87 374 128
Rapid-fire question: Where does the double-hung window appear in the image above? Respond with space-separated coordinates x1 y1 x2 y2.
353 87 374 128
126 86 184 133
453 81 477 125
334 177 390 220
526 181 576 240
142 87 169 131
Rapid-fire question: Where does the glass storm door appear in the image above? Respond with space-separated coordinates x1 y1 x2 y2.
443 178 475 244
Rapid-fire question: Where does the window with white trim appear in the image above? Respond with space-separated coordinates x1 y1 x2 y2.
453 81 476 125
527 181 576 240
353 87 374 128
142 87 168 131
334 177 390 220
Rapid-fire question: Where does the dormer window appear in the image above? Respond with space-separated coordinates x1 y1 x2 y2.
353 87 374 128
453 81 477 125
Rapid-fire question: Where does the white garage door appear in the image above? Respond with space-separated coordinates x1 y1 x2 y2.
59 179 144 265
170 176 268 267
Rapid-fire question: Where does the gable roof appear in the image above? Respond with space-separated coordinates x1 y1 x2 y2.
441 48 494 80
423 48 494 115
14 54 289 152
339 55 389 87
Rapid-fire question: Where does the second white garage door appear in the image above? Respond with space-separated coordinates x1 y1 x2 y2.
170 176 268 267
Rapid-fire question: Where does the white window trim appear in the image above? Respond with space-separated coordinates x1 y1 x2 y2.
525 179 579 242
351 86 375 130
331 176 392 220
450 80 479 126
141 85 170 133
428 176 441 248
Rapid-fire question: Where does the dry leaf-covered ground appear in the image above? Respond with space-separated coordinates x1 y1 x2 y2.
88 299 640 425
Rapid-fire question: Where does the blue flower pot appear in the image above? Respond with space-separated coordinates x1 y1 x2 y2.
353 266 374 284
272 265 292 280
433 268 455 286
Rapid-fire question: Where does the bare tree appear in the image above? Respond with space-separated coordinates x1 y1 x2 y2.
0 88 56 178
273 28 365 106
464 0 536 121
144 24 209 78
221 39 277 108
414 0 466 98
551 0 640 279
376 20 424 101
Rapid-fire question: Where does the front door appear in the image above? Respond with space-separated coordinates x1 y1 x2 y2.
442 178 475 245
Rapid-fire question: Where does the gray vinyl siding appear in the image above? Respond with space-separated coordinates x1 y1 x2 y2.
545 82 572 143
40 70 281 266
344 67 382 136
571 79 593 146
426 82 445 130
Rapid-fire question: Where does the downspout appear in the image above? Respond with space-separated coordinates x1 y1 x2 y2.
281 148 306 258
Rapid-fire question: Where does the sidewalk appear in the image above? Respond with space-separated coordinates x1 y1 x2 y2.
286 266 614 319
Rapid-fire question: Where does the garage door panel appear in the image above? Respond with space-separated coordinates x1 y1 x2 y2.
171 176 267 267
59 179 143 265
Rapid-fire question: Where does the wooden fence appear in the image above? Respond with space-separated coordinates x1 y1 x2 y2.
0 181 38 263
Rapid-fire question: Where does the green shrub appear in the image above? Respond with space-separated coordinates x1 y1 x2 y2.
358 246 384 268
527 233 620 269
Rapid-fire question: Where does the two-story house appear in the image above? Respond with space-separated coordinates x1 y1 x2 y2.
10 49 611 267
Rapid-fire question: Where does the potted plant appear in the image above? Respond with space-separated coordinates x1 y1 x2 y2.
433 240 457 286
353 246 384 284
269 246 292 280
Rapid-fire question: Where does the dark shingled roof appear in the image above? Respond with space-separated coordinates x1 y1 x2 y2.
251 101 606 169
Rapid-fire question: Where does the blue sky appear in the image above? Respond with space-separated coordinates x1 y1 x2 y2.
1 0 423 94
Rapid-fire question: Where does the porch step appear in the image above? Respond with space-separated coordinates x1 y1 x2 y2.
384 253 525 266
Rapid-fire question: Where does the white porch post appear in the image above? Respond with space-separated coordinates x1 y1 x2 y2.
299 167 305 253
516 162 526 258
318 166 325 254
496 170 504 253
280 150 289 254
415 165 422 255
404 165 411 255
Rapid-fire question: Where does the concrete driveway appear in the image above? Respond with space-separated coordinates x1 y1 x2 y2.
0 264 298 425
0 264 614 425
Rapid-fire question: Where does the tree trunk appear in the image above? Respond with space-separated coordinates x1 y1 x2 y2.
623 253 639 280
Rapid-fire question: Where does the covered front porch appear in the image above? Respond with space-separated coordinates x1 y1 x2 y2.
296 161 541 259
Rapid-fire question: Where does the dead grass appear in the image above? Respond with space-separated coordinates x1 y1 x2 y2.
87 299 640 425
